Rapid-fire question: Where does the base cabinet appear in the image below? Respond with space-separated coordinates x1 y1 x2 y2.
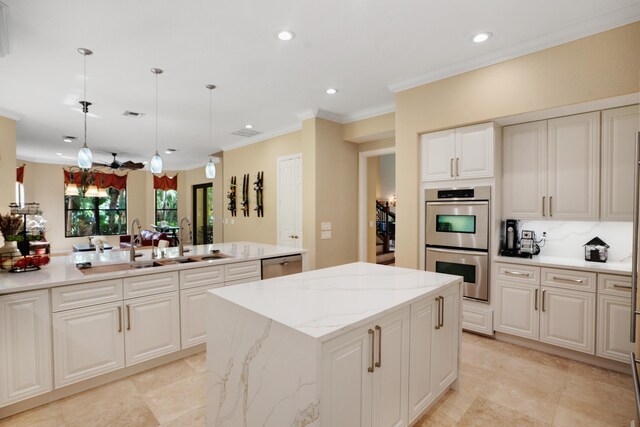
53 302 125 387
539 287 595 353
597 293 634 362
0 290 52 406
495 281 539 340
409 285 460 424
180 285 222 348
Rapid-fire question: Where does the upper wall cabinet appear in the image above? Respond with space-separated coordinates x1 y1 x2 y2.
503 112 600 220
421 123 495 182
601 105 639 221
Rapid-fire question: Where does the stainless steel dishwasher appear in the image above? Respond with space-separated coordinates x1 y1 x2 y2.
261 254 303 279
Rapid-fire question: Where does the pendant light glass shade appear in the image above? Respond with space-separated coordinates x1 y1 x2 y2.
150 151 163 174
205 158 216 179
65 183 79 196
97 187 108 198
78 144 92 169
84 185 99 197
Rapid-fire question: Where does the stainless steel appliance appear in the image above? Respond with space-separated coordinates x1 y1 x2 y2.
425 186 490 302
502 218 520 256
261 254 303 279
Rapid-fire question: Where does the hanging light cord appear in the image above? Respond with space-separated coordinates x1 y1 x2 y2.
155 72 159 154
209 87 213 153
83 53 87 147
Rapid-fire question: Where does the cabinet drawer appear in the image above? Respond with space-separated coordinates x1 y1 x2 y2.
179 265 224 290
225 276 261 287
52 279 123 312
225 261 261 282
495 263 540 284
598 274 632 297
462 305 493 336
542 268 596 292
124 271 179 299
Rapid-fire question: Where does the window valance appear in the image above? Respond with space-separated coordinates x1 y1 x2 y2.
64 170 128 190
154 174 178 191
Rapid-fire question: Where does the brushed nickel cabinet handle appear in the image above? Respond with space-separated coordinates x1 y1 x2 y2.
439 296 445 328
549 196 553 217
450 159 454 178
375 325 382 368
455 158 460 177
435 297 441 330
505 270 530 277
117 306 122 333
552 276 583 284
534 289 538 311
613 283 633 289
542 196 546 217
368 329 375 373
542 289 546 312
126 304 131 331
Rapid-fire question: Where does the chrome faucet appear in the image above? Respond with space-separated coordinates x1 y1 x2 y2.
178 216 192 257
129 218 142 262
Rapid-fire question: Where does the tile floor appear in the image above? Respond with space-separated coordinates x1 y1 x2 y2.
0 333 634 426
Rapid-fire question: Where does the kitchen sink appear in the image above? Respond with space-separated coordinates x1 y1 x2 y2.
188 253 230 262
79 253 230 275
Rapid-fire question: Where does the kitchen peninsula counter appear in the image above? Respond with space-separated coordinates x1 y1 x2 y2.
0 241 306 294
206 262 462 426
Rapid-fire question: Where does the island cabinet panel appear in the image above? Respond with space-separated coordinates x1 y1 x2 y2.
322 307 410 427
0 290 52 406
53 301 125 387
409 284 460 424
124 292 180 365
180 284 223 348
123 271 179 299
224 260 261 282
179 265 224 290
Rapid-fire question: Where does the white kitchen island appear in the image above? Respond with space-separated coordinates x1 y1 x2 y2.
206 262 462 427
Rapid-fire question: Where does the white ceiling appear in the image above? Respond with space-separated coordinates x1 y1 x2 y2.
1 0 639 170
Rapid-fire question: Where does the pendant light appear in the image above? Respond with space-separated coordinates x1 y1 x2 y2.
204 84 217 179
77 48 93 169
65 170 79 196
150 68 163 174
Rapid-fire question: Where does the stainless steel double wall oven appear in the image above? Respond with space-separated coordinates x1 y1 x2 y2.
425 186 490 302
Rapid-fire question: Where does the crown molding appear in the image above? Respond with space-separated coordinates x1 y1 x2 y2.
296 108 344 124
342 103 395 124
388 5 640 93
0 106 22 121
221 124 302 152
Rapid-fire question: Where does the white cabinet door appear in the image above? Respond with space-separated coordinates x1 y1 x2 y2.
601 105 639 221
495 281 539 340
408 298 435 423
180 284 222 348
53 302 124 387
321 324 373 427
597 293 634 363
421 130 456 182
547 112 600 220
502 121 547 219
432 287 459 394
0 290 52 406
125 292 180 365
539 287 595 354
455 123 494 180
372 308 409 427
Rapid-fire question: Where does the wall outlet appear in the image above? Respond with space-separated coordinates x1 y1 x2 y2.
321 230 332 240
321 222 332 231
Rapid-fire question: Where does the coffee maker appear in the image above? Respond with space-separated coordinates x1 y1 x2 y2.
501 219 520 256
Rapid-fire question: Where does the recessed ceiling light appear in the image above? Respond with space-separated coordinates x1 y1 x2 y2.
326 88 339 95
56 152 63 156
62 136 77 143
142 161 149 165
276 30 295 41
165 148 177 154
244 124 254 129
472 32 492 43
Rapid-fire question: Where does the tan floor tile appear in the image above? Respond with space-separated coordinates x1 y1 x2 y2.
131 359 198 394
553 398 632 427
560 375 634 420
143 373 207 424
59 378 158 427
160 405 206 427
183 351 207 374
457 397 551 427
566 359 632 389
484 381 559 423
0 402 63 427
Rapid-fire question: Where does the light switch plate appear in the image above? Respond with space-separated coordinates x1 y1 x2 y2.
321 230 332 240
321 222 332 231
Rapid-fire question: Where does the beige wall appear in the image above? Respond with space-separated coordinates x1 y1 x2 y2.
0 117 17 211
223 131 303 244
357 137 395 153
314 118 359 269
395 21 640 268
302 120 317 269
344 112 395 142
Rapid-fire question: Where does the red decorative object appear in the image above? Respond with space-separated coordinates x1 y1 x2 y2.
16 165 24 183
64 170 127 190
153 174 178 191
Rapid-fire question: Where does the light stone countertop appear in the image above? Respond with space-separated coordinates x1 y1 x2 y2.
208 262 462 342
494 255 632 275
0 241 306 295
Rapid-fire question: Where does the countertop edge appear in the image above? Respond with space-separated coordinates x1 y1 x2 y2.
494 255 631 276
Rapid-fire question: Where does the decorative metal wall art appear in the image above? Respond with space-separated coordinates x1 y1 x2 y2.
227 176 237 217
241 173 250 217
254 171 264 217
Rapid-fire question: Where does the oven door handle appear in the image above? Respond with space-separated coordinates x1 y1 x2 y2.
425 201 489 207
426 247 488 257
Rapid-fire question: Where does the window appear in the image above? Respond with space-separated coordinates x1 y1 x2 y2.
155 189 178 226
15 182 24 207
65 188 127 237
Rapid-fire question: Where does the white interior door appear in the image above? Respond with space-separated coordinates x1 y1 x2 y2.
278 154 302 248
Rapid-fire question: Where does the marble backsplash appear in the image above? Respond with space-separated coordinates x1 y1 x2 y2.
514 220 633 263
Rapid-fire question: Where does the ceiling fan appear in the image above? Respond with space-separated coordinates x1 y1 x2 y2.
92 152 145 171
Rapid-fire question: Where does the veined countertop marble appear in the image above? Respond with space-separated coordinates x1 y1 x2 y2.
0 241 306 295
208 262 462 342
494 255 632 275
